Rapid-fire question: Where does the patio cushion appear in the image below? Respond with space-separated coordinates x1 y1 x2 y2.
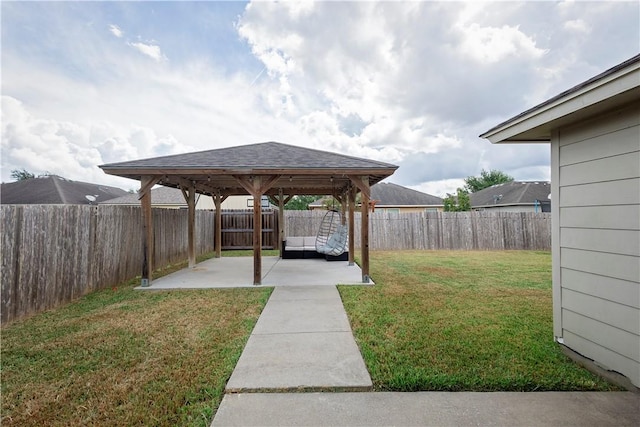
286 236 305 250
302 236 317 250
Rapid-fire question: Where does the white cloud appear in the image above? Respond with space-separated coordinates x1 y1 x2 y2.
563 19 591 34
456 23 547 64
2 0 637 197
0 95 196 189
410 179 465 199
128 41 166 62
109 24 123 38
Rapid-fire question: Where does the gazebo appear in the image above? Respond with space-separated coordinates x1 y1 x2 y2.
100 141 398 285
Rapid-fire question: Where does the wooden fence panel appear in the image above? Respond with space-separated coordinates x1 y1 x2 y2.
90 205 144 291
220 209 277 249
196 210 215 255
1 205 217 324
284 210 551 251
1 206 550 324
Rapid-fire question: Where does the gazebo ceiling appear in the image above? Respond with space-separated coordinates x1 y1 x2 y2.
100 141 398 196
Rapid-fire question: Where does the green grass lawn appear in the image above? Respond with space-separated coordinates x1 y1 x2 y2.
1 252 273 427
2 250 619 426
339 250 618 391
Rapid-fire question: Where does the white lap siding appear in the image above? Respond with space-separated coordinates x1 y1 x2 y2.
555 101 640 387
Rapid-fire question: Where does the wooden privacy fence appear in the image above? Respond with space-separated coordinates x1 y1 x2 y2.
285 211 551 251
1 206 550 324
220 209 279 250
1 205 215 324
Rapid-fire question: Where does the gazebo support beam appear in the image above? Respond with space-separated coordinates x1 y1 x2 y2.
348 184 356 266
213 190 224 258
139 175 157 287
268 189 292 257
234 175 280 285
349 175 371 283
179 183 197 268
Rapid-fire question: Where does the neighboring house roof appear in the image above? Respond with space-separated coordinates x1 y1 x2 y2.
469 181 550 208
310 182 443 208
100 186 188 206
480 53 640 144
369 182 443 206
0 175 128 205
101 187 272 209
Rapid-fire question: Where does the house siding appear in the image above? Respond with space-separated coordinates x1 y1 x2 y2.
556 101 640 386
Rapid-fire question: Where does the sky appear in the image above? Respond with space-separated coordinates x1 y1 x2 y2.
2 1 638 197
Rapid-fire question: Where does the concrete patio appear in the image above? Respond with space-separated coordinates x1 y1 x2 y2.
134 256 373 289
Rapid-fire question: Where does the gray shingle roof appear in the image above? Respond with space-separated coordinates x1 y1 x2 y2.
370 182 443 205
100 141 398 199
469 181 550 207
310 182 443 207
0 175 128 205
100 141 397 170
99 186 186 205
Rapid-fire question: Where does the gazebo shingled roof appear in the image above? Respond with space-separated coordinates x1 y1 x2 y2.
100 141 398 286
100 141 397 196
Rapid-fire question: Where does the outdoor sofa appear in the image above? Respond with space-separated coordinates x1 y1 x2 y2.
282 236 348 261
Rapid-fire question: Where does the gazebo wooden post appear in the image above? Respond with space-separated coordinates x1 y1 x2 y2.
269 190 293 258
349 175 371 283
139 175 158 287
213 190 223 258
252 178 263 286
360 177 370 283
348 184 356 266
234 174 280 285
187 184 196 268
277 188 285 257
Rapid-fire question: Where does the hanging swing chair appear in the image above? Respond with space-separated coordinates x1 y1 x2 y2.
315 208 348 256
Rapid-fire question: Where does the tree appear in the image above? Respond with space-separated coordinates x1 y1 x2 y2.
284 195 322 210
464 169 514 193
443 188 471 212
10 169 35 181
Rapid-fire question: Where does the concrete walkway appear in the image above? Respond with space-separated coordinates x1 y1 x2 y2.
213 391 639 426
167 257 639 426
225 285 372 392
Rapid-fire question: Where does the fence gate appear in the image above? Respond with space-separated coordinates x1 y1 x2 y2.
220 209 278 250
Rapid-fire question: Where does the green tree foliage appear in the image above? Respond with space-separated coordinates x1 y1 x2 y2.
10 169 35 181
284 195 322 210
464 169 514 193
443 188 471 212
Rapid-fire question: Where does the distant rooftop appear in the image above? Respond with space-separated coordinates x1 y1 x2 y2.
469 181 550 207
369 182 443 206
310 182 443 207
1 175 128 205
100 186 187 206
